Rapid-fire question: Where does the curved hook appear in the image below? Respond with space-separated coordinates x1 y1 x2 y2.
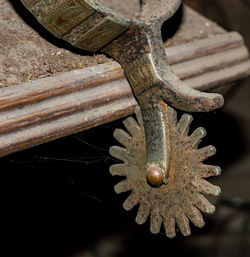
20 0 224 185
103 23 224 184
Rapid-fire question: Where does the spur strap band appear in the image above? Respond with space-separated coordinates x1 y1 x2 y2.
21 0 130 51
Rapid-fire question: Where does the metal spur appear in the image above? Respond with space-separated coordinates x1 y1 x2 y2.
20 0 224 238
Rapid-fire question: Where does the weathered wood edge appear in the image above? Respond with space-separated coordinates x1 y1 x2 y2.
0 32 249 157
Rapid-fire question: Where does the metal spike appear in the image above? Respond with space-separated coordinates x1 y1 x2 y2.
167 106 177 128
114 129 132 147
198 165 222 178
195 193 216 214
123 117 140 137
110 164 127 176
194 179 221 196
135 202 151 225
123 192 139 211
135 106 144 128
185 205 205 228
114 180 131 194
189 127 207 148
176 114 193 136
163 216 176 239
196 145 217 162
109 146 128 162
150 210 162 234
175 214 191 237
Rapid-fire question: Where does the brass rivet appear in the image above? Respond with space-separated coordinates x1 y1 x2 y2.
146 165 164 186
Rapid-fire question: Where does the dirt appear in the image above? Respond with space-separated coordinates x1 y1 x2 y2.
100 0 141 18
0 0 224 87
0 0 111 87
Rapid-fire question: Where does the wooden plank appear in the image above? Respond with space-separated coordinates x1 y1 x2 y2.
167 32 244 64
0 32 249 157
185 61 250 91
172 46 249 80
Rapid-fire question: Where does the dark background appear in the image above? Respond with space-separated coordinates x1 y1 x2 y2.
0 1 250 256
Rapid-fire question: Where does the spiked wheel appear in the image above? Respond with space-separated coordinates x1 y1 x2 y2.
109 106 221 238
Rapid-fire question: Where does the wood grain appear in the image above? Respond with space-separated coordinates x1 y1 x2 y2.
0 32 249 157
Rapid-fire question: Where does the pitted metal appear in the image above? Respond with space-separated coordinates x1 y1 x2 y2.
124 53 163 97
21 0 130 51
73 16 129 51
20 0 224 237
110 107 221 238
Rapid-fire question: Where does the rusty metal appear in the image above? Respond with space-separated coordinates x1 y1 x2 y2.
110 107 221 238
101 1 224 183
20 0 130 50
20 0 224 237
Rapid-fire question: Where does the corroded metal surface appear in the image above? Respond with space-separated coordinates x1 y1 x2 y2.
38 0 96 38
124 53 163 97
73 16 129 51
20 0 224 237
110 107 221 238
20 1 224 174
20 0 130 51
100 0 224 184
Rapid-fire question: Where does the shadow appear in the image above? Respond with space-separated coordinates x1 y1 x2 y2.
0 106 248 256
1 1 249 256
190 0 231 31
191 109 247 170
161 3 183 42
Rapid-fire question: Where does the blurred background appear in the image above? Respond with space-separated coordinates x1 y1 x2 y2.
0 0 249 256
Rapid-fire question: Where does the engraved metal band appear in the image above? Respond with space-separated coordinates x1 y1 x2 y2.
124 54 163 97
20 0 130 51
21 0 41 8
73 17 129 51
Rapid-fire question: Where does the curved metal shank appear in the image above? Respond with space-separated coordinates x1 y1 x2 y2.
103 21 224 182
20 0 224 184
